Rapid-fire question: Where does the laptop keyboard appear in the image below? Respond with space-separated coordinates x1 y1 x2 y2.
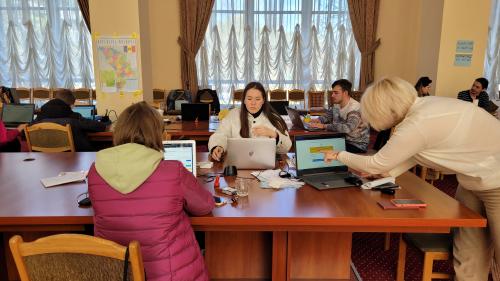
303 173 348 183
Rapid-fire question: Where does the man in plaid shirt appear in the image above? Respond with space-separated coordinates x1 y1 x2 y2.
309 79 370 153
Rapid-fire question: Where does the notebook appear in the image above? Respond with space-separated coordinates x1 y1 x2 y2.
41 171 88 188
294 133 351 190
285 107 322 131
1 103 35 127
181 103 210 121
73 105 96 120
163 140 197 176
224 138 276 169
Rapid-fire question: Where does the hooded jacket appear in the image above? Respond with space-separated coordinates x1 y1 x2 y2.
88 143 214 281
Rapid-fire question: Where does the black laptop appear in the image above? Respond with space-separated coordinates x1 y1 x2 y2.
1 104 35 127
270 101 289 115
181 103 210 121
72 105 96 120
294 133 352 190
286 107 322 131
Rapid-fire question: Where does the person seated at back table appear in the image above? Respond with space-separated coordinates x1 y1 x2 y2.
209 81 292 161
308 79 370 153
0 120 25 152
415 76 432 97
88 102 214 281
34 89 107 151
457 77 491 111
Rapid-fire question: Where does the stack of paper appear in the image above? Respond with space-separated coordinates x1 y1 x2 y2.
41 171 88 188
251 169 304 189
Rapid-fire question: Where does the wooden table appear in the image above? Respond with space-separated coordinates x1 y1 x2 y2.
0 152 486 280
88 119 332 142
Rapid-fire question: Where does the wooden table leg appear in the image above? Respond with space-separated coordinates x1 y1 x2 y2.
272 231 287 281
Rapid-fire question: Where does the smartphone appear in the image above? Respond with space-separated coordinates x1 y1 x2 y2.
390 199 427 208
213 196 226 207
372 183 400 190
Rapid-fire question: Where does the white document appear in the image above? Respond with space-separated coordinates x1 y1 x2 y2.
41 171 88 188
360 177 396 189
251 169 304 189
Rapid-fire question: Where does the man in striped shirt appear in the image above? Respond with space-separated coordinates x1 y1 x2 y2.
457 77 491 110
309 79 370 153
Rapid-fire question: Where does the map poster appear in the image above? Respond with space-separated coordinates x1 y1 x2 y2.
96 37 139 93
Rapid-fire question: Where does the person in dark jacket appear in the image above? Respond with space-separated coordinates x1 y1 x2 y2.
34 90 107 151
457 77 491 110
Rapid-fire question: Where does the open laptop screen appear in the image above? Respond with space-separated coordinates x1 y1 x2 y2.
295 134 346 174
1 104 35 125
162 140 197 176
73 105 95 120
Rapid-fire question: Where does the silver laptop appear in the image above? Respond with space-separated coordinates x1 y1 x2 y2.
285 107 323 131
225 138 276 169
162 140 197 176
1 103 35 128
295 133 351 190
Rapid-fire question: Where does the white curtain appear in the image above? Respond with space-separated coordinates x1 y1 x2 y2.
0 0 94 89
484 0 500 100
196 0 361 104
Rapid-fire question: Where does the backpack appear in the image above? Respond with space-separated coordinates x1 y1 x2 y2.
166 89 192 111
196 89 220 114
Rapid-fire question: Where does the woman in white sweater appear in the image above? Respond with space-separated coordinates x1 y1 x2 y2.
324 77 500 281
209 82 292 161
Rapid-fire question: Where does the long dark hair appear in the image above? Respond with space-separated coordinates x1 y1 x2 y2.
239 82 289 138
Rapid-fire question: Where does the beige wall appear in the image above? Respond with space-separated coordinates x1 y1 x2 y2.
148 0 182 91
434 0 491 97
374 0 421 82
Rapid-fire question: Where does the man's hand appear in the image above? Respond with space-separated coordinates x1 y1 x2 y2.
308 122 325 129
211 146 224 162
252 125 277 138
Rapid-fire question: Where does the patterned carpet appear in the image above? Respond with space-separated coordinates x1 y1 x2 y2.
351 175 457 281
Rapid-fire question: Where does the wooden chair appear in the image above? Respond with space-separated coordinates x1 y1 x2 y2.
307 90 326 115
15 88 32 103
153 88 166 104
269 89 287 101
350 90 363 102
396 233 452 281
91 89 97 105
73 88 92 105
9 234 145 281
32 87 51 108
232 89 244 105
288 89 305 109
25 123 75 152
51 88 69 100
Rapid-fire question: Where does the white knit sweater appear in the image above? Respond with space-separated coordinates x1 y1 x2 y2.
338 96 500 191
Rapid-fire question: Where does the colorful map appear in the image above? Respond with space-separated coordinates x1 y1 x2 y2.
96 37 139 93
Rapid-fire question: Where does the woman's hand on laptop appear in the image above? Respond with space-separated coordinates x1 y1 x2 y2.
252 126 277 138
211 146 224 162
322 150 340 163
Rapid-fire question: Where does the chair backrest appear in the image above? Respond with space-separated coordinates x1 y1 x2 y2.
32 88 51 99
269 89 287 101
232 89 244 105
307 90 325 109
51 88 69 100
153 88 166 101
73 88 92 105
9 234 145 281
350 90 363 102
25 123 75 152
15 88 32 102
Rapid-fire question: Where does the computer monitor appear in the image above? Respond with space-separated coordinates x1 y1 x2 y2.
181 103 210 121
0 104 35 127
73 105 95 120
162 140 197 176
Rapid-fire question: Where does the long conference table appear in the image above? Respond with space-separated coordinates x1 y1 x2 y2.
0 152 486 280
88 118 333 142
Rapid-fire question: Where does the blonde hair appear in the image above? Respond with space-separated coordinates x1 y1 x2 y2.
361 77 417 131
113 102 164 151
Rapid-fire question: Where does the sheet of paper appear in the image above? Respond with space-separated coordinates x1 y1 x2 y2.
41 171 88 188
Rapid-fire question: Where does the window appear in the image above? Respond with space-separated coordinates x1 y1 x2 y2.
0 0 94 89
196 0 360 104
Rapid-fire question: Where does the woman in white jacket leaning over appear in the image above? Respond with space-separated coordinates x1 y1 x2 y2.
209 82 292 161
